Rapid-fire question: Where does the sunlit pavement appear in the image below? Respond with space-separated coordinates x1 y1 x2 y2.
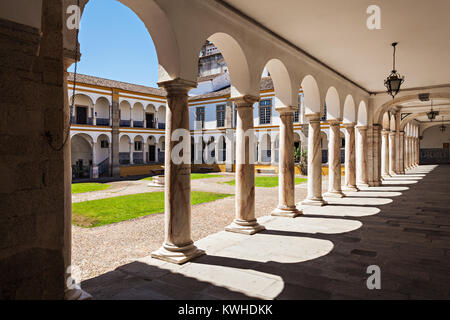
82 165 450 300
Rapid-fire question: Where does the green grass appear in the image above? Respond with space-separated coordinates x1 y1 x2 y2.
72 191 232 228
224 177 307 188
142 173 224 181
72 183 111 194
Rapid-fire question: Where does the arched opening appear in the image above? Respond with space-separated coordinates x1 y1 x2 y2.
94 97 110 126
157 136 165 163
156 106 166 129
71 133 93 179
147 136 157 163
132 103 144 128
301 75 321 115
343 95 356 124
119 135 131 165
260 134 272 164
119 101 131 127
96 134 111 176
133 135 144 164
71 94 94 125
218 136 227 163
325 87 341 120
145 104 157 128
357 101 368 126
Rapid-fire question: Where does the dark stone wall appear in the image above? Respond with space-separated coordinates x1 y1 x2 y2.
0 0 66 299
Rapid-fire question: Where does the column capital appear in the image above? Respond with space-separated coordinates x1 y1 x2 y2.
389 131 396 136
328 119 341 126
356 125 368 130
381 129 390 135
343 122 356 129
305 112 321 122
158 78 197 95
230 95 259 107
275 105 297 114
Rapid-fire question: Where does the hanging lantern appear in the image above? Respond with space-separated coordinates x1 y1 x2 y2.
384 42 405 98
426 99 439 121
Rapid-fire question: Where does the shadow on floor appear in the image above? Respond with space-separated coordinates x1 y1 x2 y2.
82 165 450 300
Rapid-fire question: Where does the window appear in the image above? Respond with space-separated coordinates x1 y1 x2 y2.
100 140 109 149
294 95 301 123
216 105 225 127
196 107 205 128
259 99 272 125
321 103 327 122
134 141 142 151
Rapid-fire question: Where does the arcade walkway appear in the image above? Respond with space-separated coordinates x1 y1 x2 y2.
82 165 450 299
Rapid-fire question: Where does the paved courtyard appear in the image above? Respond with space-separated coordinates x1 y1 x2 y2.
72 173 310 280
78 165 450 299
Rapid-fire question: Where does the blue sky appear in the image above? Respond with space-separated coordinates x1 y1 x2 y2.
68 0 159 87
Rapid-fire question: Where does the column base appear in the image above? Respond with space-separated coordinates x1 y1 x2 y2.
225 219 265 235
357 183 370 188
271 206 302 218
382 174 391 179
151 242 205 264
323 191 345 198
300 198 328 206
65 288 92 300
342 185 360 192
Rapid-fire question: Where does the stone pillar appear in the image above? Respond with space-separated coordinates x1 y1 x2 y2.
271 139 276 165
272 109 301 217
388 131 396 175
111 91 120 177
407 137 412 169
324 120 344 197
90 142 99 179
381 129 390 178
398 131 405 174
226 96 265 234
64 61 91 299
372 125 382 186
343 123 358 191
356 126 369 186
129 141 134 165
416 138 420 166
301 113 326 206
151 78 204 264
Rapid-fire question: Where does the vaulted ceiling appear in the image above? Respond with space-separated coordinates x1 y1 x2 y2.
222 0 450 93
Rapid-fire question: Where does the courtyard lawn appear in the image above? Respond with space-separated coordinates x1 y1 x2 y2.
72 183 111 194
224 176 307 188
72 191 232 228
142 173 224 181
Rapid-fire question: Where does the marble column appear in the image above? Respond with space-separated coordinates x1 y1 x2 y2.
225 96 265 234
398 131 405 174
372 125 382 186
272 109 301 217
343 123 359 191
356 125 369 186
151 78 205 264
324 120 344 197
271 140 277 165
301 113 326 206
407 137 412 169
388 131 396 175
381 129 390 178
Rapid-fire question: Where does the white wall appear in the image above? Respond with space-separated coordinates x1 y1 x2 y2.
421 126 450 148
